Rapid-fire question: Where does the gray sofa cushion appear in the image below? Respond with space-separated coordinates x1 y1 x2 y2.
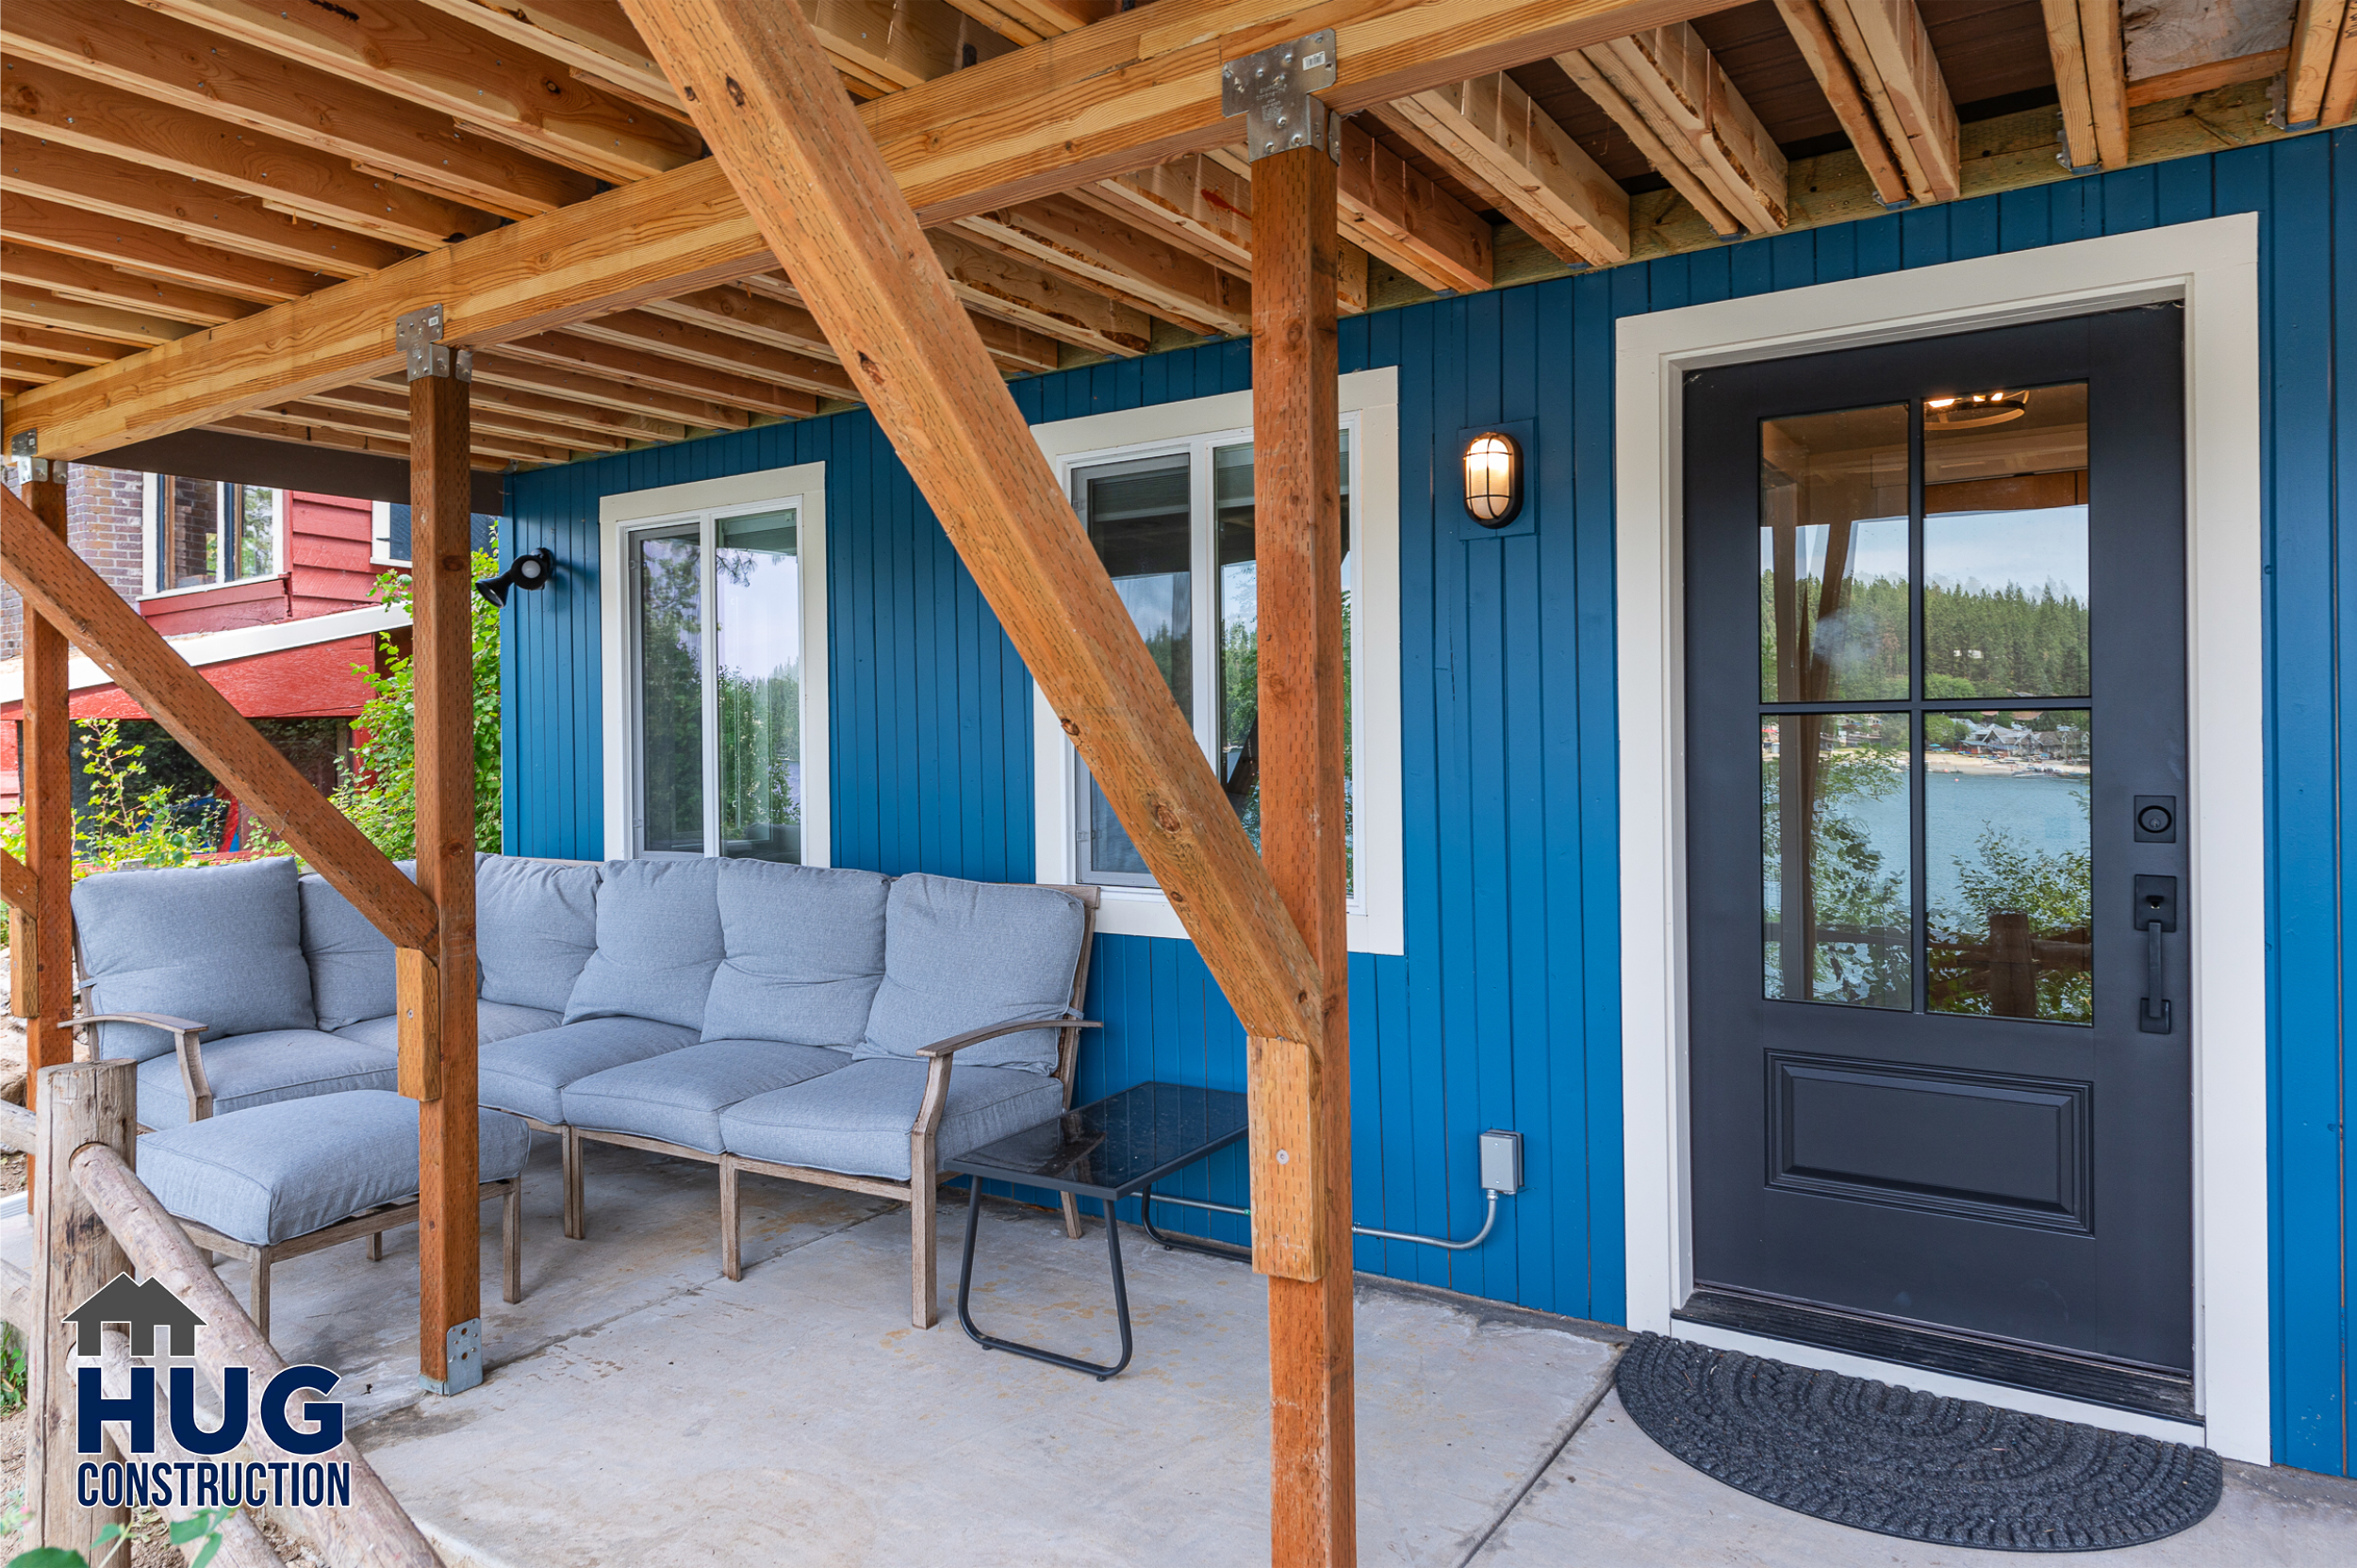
479 1015 700 1125
138 1089 530 1247
718 1059 1064 1180
135 1029 397 1131
477 855 602 1012
298 866 418 1032
74 857 314 1063
701 862 890 1047
564 1039 850 1153
564 860 724 1032
852 875 1085 1075
333 999 563 1053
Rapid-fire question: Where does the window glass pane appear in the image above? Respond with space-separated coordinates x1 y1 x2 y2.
633 528 704 856
1075 453 1193 882
1925 707 2092 1023
1763 711 1912 1008
159 476 220 591
232 486 276 579
1923 382 2089 700
1759 406 1910 701
715 509 801 864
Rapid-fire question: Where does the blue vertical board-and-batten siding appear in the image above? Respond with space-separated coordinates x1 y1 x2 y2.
501 136 2356 1476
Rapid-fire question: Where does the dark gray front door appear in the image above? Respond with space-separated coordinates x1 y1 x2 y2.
1680 305 2194 1418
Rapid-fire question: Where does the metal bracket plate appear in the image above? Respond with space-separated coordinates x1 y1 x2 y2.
395 303 473 384
420 1317 484 1395
1222 29 1341 164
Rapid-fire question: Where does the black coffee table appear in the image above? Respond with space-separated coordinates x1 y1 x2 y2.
943 1080 1248 1379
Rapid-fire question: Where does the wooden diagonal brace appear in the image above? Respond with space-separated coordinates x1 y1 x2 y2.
0 847 32 914
0 487 437 951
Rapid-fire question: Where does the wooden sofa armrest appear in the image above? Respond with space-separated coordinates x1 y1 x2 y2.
61 1013 211 1121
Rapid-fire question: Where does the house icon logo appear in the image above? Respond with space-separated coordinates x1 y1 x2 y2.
63 1272 354 1513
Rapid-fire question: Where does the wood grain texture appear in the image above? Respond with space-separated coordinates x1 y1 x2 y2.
618 0 1324 1047
1565 25 1788 236
0 487 437 950
955 193 1252 337
395 947 444 1102
0 848 32 917
1391 72 1632 266
18 478 76 1114
1820 0 1960 202
408 369 482 1384
1336 117 1494 296
1770 0 1913 206
2287 0 2346 126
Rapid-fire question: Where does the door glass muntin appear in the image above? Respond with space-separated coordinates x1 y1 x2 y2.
1756 382 2094 1025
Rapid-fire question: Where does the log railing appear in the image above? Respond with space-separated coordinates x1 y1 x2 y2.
0 1062 439 1565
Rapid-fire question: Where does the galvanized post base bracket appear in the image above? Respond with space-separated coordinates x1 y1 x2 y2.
1223 29 1342 165
420 1317 484 1395
395 303 474 384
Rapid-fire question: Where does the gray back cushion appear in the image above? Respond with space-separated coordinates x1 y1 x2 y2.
477 854 602 1012
563 859 725 1031
702 862 890 1047
74 856 314 1062
299 864 414 1032
852 874 1086 1074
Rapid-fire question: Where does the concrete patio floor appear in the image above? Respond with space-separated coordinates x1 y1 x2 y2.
9 1133 2354 1565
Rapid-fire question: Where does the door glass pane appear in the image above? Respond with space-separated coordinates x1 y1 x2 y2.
158 477 221 590
1924 383 2089 700
1925 708 2093 1022
230 486 276 579
1075 453 1192 882
715 508 801 864
1763 711 1913 1008
1760 406 1910 702
632 527 704 856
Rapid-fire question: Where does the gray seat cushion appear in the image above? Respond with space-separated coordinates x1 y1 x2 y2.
135 1030 397 1131
718 1059 1065 1180
564 1039 850 1154
564 860 724 1032
138 1089 530 1247
332 1000 563 1053
74 857 314 1063
299 868 412 1032
851 875 1086 1074
480 1015 701 1124
477 854 602 1012
701 862 890 1047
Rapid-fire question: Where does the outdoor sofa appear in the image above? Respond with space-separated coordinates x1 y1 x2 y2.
69 852 1100 1328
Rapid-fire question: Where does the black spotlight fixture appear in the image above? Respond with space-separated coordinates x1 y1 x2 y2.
475 546 555 607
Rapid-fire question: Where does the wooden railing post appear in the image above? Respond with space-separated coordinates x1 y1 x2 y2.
25 1059 136 1551
18 465 76 1125
401 306 484 1395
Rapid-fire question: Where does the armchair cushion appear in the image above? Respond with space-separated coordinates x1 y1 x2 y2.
479 1015 700 1125
717 1058 1064 1180
477 855 602 1012
74 857 313 1063
851 875 1085 1075
563 1039 850 1154
701 861 890 1047
299 867 414 1032
563 860 724 1032
133 1029 396 1131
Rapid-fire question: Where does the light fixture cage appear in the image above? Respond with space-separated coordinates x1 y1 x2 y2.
1464 431 1522 527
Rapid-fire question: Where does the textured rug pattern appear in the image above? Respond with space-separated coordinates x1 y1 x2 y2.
1614 1332 2222 1552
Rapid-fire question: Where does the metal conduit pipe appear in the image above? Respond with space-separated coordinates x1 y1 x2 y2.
1138 1129 1524 1254
1142 1188 1506 1251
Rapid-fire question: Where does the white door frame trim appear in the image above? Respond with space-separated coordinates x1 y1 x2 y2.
1613 214 2268 1461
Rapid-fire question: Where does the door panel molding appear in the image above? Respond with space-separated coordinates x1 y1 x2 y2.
1612 214 2266 1460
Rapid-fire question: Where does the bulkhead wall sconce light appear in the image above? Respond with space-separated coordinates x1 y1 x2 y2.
1463 432 1522 527
475 546 555 608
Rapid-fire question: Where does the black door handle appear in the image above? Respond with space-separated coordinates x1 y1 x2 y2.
2134 874 2178 1035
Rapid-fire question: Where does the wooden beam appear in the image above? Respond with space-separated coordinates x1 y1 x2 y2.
500 333 820 419
406 359 484 1394
413 0 686 115
0 197 319 309
310 381 630 453
1077 156 1375 314
0 239 258 328
0 289 199 351
563 310 861 401
939 0 1113 48
17 471 74 1111
430 373 698 445
2287 0 2348 128
0 135 405 279
1334 119 1494 294
1249 136 1358 1568
0 325 136 368
2125 48 2289 108
0 488 438 950
953 193 1252 336
926 229 1156 355
471 354 751 433
0 55 497 251
1771 0 1910 206
259 396 574 466
0 0 589 222
8 0 1730 457
1387 73 1631 267
2041 0 2130 171
1800 0 1958 203
140 0 703 185
692 273 1063 373
0 354 77 386
619 0 1323 1055
1561 25 1788 237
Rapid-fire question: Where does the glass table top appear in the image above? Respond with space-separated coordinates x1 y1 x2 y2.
943 1081 1248 1198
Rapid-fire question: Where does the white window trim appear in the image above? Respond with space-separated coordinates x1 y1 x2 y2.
370 500 404 567
598 463 832 867
1614 214 2266 1459
139 476 288 600
1030 367 1404 954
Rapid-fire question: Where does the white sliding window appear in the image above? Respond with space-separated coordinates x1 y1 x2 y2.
141 477 284 596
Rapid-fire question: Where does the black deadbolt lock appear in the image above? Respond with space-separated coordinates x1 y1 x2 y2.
2134 795 2177 844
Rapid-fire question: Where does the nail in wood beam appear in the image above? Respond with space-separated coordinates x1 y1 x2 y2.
17 464 75 1134
396 305 484 1395
2040 0 2129 171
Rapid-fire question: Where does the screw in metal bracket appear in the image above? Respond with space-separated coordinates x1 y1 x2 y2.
1221 28 1342 165
395 303 470 382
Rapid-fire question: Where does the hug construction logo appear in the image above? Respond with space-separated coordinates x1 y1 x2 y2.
64 1273 352 1512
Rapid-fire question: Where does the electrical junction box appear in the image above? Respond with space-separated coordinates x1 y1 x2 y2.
1479 1130 1524 1194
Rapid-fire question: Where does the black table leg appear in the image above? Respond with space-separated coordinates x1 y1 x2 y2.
956 1179 1134 1380
1140 1180 1252 1262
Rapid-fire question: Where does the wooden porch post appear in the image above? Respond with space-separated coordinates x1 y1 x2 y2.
1251 138 1356 1568
19 464 76 1137
403 320 482 1394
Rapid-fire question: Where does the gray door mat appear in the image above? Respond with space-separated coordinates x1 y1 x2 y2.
1614 1332 2222 1552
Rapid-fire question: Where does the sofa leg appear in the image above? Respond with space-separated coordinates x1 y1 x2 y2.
563 1126 585 1241
720 1157 743 1282
1061 1191 1083 1240
503 1181 523 1306
367 1231 383 1262
250 1251 271 1345
910 1173 938 1330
